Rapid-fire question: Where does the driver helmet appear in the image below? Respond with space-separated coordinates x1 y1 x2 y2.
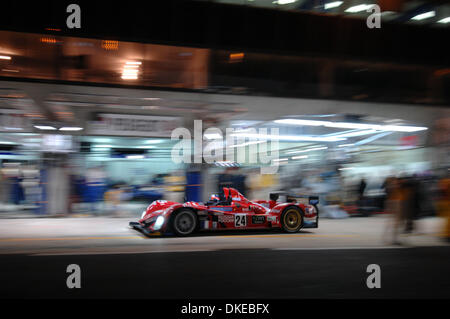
210 194 220 201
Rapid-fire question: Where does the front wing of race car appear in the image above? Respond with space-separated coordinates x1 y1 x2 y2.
129 221 162 236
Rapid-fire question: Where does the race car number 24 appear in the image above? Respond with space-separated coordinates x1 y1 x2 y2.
235 214 247 227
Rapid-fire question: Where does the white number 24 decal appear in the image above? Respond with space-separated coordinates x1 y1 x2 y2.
235 214 247 227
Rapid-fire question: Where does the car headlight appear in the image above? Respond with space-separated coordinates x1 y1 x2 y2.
153 216 165 230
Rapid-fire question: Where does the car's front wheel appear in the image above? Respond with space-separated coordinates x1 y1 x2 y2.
171 209 198 236
281 207 304 233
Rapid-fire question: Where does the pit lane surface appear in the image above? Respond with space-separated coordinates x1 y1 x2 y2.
0 216 446 255
0 216 448 298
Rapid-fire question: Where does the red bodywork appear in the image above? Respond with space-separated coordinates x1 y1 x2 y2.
131 187 318 235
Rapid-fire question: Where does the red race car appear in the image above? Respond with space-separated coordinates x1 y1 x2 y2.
129 187 319 236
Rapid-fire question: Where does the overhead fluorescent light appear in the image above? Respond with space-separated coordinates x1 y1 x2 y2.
275 119 329 126
286 146 328 154
94 145 112 148
122 61 141 80
292 155 308 160
273 0 296 4
411 11 435 21
145 139 163 144
438 17 450 24
126 155 145 159
338 143 354 147
345 4 374 13
122 69 138 74
339 167 355 171
204 133 223 140
325 1 343 10
381 125 427 132
273 158 289 162
0 55 11 60
34 125 57 130
59 127 83 131
325 122 377 130
229 140 265 148
231 132 345 142
274 119 428 132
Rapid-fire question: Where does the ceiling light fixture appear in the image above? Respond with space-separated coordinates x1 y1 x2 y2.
59 127 84 131
292 155 308 160
272 0 297 4
122 61 141 80
437 17 450 24
286 146 328 154
325 1 343 10
274 119 427 132
204 133 223 140
345 4 375 13
411 11 435 21
338 143 355 147
126 155 145 159
230 132 345 142
34 125 57 130
273 158 289 162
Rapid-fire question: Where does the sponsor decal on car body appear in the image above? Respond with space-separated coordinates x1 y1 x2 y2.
218 215 234 223
252 215 266 224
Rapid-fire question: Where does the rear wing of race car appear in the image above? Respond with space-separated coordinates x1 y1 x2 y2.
270 192 319 205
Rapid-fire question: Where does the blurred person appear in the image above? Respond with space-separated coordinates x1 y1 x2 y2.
403 175 422 234
0 165 8 204
383 177 406 245
358 178 367 201
437 171 450 242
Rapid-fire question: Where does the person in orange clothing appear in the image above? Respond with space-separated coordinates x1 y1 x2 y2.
383 177 408 245
437 173 450 242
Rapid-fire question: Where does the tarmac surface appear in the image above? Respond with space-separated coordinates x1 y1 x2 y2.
0 215 448 298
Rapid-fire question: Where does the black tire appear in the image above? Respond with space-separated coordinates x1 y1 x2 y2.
171 209 198 236
281 206 304 233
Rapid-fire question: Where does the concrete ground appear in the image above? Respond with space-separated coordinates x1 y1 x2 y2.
0 215 446 255
0 215 448 298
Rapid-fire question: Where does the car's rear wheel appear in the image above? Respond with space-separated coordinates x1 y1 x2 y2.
171 209 198 236
281 207 304 233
